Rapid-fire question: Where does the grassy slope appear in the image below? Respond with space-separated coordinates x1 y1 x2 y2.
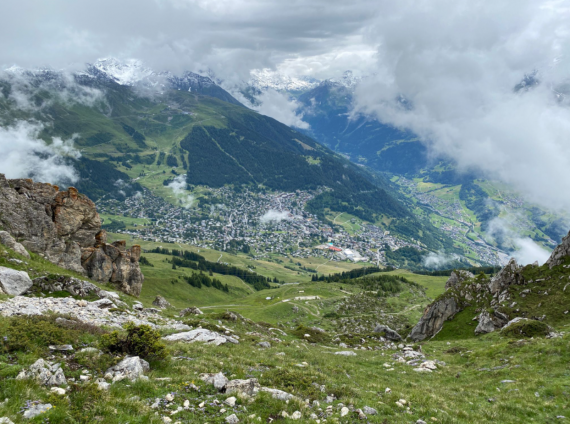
1 238 570 423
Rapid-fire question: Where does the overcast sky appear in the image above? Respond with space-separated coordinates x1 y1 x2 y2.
3 0 570 216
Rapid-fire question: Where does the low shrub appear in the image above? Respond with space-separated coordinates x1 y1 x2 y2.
501 319 551 338
100 323 167 359
291 325 331 344
1 315 83 353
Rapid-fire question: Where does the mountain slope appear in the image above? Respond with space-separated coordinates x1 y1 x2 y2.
0 65 456 252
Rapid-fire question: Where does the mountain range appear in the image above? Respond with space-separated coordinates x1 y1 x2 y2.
0 60 460 265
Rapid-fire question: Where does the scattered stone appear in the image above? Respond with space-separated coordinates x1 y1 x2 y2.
363 406 377 415
165 393 174 402
0 267 33 295
49 344 74 352
91 298 116 309
97 380 111 391
105 356 150 382
152 295 171 309
17 359 66 386
291 411 302 420
374 324 402 341
335 351 356 356
258 342 271 349
180 307 203 316
23 403 53 419
164 329 238 345
340 407 349 417
224 378 261 396
225 414 239 423
50 387 66 395
225 397 237 407
500 380 516 384
0 418 14 424
260 387 296 401
200 372 229 390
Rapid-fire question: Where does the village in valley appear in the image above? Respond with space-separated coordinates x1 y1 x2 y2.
96 185 428 266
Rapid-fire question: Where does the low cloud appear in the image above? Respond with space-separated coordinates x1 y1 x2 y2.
0 121 80 185
167 174 195 208
486 215 551 265
250 89 309 129
2 69 106 113
353 1 570 212
422 251 460 269
260 209 291 224
510 237 550 265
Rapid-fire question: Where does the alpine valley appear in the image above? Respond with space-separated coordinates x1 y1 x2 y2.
1 58 570 424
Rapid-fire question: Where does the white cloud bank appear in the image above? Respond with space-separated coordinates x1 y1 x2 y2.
243 89 309 129
0 121 80 185
353 0 570 212
260 209 291 224
422 251 460 269
510 237 551 265
167 174 195 208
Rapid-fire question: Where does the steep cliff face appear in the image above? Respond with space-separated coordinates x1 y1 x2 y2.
0 174 143 296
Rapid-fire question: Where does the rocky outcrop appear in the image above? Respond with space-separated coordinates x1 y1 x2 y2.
0 231 30 258
409 296 460 341
445 270 474 290
488 259 522 305
474 309 510 334
546 230 570 268
0 267 33 295
0 174 143 296
374 324 402 341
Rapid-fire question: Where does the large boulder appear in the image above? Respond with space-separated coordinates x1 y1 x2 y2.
152 295 172 309
0 175 143 296
0 267 33 295
409 296 460 341
16 358 66 386
105 356 149 382
0 231 30 258
163 329 238 345
474 311 496 335
445 270 474 290
374 324 402 341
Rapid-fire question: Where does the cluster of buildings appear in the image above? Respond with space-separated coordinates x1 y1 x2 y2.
96 186 422 265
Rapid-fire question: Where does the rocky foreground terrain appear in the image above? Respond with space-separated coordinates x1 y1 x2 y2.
0 175 143 296
0 180 569 423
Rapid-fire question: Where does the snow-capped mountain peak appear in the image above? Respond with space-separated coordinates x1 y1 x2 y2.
89 58 155 86
328 70 362 89
249 68 320 92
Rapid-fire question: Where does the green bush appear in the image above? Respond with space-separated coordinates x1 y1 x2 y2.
291 325 330 344
100 323 167 360
261 368 323 400
1 315 82 353
501 319 551 338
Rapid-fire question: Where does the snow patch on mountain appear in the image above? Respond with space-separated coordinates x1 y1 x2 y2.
89 58 154 86
249 69 320 92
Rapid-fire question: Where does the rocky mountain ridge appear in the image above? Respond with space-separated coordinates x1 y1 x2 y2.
0 174 143 296
409 232 570 341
